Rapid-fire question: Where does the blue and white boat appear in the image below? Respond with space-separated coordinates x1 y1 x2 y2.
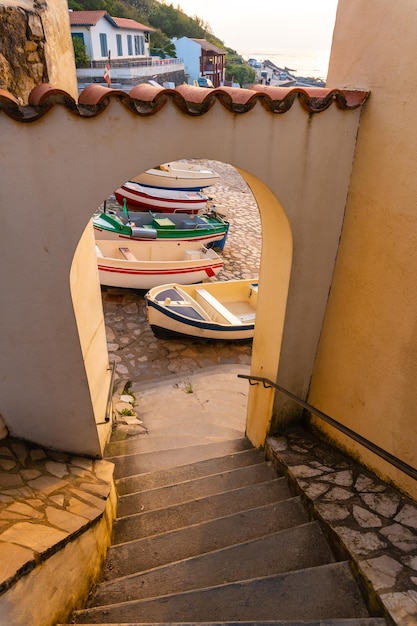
145 279 258 341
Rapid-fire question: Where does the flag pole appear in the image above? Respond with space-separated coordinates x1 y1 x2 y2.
104 50 111 85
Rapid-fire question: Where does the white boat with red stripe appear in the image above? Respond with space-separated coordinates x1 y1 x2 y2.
95 239 223 290
114 181 209 213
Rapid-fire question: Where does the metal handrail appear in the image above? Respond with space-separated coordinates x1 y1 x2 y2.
97 361 117 425
238 373 417 482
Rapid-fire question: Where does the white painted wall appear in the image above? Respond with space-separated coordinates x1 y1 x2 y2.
173 37 201 83
71 16 149 62
0 95 362 456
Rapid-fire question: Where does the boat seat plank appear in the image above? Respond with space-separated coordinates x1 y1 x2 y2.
195 288 242 325
119 247 137 261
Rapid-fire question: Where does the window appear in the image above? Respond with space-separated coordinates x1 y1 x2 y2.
116 34 123 56
99 33 108 58
72 32 84 44
134 35 144 56
127 35 133 55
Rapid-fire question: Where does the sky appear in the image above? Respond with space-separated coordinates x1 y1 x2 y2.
175 0 339 55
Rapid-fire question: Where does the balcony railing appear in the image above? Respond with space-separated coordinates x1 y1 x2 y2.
80 57 183 70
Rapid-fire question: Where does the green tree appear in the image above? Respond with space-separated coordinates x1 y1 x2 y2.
72 36 90 68
149 29 176 57
225 63 256 87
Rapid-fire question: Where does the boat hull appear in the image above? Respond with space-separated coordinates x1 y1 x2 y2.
131 162 219 191
145 280 258 341
93 210 229 249
114 182 208 213
96 240 223 290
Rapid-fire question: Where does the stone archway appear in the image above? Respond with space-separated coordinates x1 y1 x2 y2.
0 86 367 455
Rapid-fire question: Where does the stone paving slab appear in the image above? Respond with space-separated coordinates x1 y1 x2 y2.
265 429 417 626
0 439 114 593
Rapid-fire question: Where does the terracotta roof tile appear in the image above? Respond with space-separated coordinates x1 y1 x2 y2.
112 17 154 31
191 39 226 55
68 10 108 26
250 85 369 113
0 83 370 123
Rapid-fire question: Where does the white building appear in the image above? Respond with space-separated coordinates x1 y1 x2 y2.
69 10 153 64
69 10 184 88
172 37 226 87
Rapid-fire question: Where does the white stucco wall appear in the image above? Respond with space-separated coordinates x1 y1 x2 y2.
173 37 201 83
75 17 149 61
0 93 363 456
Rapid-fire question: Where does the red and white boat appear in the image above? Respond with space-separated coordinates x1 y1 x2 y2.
95 238 223 290
114 181 209 213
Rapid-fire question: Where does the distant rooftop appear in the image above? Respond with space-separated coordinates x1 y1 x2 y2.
69 10 154 31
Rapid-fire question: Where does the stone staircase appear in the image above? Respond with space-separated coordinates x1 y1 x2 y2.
64 434 386 625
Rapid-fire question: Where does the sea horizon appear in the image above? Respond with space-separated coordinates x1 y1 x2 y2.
239 47 331 81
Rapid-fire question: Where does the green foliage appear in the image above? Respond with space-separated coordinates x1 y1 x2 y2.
72 35 90 67
225 63 256 87
226 53 244 65
149 28 176 57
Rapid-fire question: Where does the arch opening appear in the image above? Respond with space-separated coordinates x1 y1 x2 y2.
69 155 293 452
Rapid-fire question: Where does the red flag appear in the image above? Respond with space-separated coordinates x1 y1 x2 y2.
104 62 111 85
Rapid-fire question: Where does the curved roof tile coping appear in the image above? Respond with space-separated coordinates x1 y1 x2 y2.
0 83 370 123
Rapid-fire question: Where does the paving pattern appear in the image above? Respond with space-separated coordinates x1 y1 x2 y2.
0 440 113 596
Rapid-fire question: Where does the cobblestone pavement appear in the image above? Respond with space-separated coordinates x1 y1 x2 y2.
102 160 261 385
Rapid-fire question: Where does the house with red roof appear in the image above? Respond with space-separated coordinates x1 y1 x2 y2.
69 10 188 88
172 37 226 87
69 10 154 66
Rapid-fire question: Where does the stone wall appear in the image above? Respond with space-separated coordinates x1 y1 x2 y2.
134 68 187 87
0 0 78 103
78 68 187 90
0 5 47 102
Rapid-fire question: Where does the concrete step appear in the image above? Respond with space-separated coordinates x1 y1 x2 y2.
117 462 278 516
65 617 386 626
130 422 246 441
88 521 335 607
107 438 254 479
103 498 309 579
71 562 370 623
112 478 292 544
116 447 266 495
65 617 387 626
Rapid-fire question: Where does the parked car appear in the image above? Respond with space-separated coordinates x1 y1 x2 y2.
197 77 214 88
